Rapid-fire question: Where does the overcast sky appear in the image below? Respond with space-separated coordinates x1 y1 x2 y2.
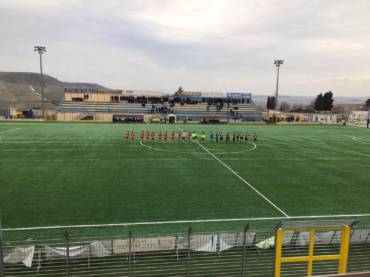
1 0 370 97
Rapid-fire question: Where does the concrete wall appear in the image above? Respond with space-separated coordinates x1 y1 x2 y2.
57 112 113 122
65 92 113 102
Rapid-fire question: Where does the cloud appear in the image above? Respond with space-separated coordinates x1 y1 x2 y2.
0 0 370 96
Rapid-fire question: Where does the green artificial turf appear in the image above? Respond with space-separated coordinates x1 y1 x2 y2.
0 122 370 239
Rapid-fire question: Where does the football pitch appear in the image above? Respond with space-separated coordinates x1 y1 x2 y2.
0 122 370 236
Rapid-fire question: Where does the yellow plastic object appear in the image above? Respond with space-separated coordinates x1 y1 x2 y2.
274 225 351 277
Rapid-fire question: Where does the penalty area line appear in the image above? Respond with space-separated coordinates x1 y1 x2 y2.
195 140 290 218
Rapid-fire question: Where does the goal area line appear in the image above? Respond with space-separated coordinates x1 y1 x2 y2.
3 213 370 232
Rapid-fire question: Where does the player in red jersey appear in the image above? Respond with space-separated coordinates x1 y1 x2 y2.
140 131 144 141
124 131 129 140
146 131 150 140
158 131 163 141
171 131 175 141
151 131 155 141
188 131 192 141
164 131 168 141
177 131 181 141
130 131 135 141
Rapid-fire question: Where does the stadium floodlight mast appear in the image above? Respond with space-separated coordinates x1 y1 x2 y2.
34 46 47 119
274 59 284 109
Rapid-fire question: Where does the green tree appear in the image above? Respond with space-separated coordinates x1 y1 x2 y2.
314 93 324 111
366 99 370 109
267 96 276 110
175 86 184 95
314 91 334 111
322 91 334 111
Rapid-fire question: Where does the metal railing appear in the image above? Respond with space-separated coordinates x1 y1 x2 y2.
1 225 370 276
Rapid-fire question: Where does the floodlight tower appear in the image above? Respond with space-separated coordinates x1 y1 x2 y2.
34 46 47 119
274 59 284 108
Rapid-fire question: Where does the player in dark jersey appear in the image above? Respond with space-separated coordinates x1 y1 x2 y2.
253 133 257 142
209 131 214 142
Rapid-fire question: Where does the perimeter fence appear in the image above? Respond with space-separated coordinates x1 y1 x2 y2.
1 221 370 276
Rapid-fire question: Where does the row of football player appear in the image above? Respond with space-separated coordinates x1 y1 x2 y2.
124 130 257 142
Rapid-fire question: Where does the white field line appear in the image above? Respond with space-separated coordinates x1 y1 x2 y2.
0 137 122 140
139 140 256 155
176 124 288 217
352 136 370 144
195 140 290 218
3 213 370 231
0 127 20 135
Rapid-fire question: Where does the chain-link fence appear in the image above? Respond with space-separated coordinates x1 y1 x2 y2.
1 224 370 276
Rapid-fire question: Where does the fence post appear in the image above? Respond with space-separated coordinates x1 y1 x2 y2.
241 224 249 277
187 225 192 277
64 231 70 277
0 218 4 277
273 222 283 277
128 230 132 277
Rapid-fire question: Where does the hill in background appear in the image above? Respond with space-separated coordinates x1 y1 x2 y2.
0 72 109 112
1 71 368 113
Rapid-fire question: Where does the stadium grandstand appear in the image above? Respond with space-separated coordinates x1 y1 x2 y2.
56 88 262 123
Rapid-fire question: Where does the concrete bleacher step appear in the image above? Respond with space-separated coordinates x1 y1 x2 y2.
58 100 259 117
